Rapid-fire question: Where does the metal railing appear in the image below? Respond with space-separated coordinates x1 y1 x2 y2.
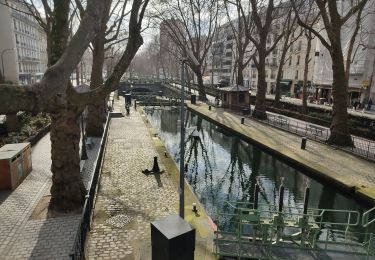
246 108 375 161
69 112 112 259
214 201 375 259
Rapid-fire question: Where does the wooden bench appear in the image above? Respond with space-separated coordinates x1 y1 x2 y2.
306 124 325 137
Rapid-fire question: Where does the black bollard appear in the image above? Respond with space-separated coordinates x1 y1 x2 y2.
303 187 310 216
209 105 211 110
241 117 245 124
254 184 260 210
152 156 160 173
184 162 188 172
278 184 284 213
134 100 137 110
301 137 307 149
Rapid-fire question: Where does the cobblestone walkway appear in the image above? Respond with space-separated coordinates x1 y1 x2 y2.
86 105 180 259
0 133 101 259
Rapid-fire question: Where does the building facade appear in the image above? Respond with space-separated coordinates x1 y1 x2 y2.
205 1 375 105
0 0 47 85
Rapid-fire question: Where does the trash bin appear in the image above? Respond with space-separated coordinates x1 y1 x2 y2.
0 142 32 190
242 108 250 115
151 214 195 260
191 94 196 104
125 93 131 104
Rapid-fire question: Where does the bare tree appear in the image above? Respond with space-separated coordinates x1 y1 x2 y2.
292 0 369 146
70 0 131 137
155 0 220 101
301 29 314 114
0 0 149 212
273 9 302 106
249 0 285 119
224 0 255 86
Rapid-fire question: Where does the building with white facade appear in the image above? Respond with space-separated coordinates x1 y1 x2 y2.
0 0 48 85
206 1 375 105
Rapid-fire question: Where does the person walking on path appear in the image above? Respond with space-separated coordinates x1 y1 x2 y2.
367 98 373 111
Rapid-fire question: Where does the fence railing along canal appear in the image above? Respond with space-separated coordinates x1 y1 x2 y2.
69 112 113 259
262 111 375 161
204 101 375 161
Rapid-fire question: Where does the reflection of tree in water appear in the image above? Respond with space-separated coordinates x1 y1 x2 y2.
184 117 214 200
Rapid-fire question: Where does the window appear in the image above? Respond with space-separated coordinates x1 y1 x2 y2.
270 70 276 79
289 57 292 66
239 93 245 103
296 55 300 65
13 19 17 30
224 93 227 102
290 43 293 52
295 70 299 79
298 41 302 51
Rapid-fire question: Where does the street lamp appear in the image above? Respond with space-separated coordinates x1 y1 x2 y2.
80 115 88 160
179 49 199 218
1 48 15 80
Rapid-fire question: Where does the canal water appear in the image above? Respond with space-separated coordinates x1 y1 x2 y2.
144 107 374 242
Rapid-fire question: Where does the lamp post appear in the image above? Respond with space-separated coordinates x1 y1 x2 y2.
1 48 14 81
81 115 88 160
179 49 199 219
179 58 186 218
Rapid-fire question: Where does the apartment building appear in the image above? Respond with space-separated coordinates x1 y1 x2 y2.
206 20 279 90
206 23 235 85
0 0 48 85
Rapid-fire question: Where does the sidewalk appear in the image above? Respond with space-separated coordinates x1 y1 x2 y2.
264 94 375 120
0 133 101 259
86 98 215 259
187 102 375 204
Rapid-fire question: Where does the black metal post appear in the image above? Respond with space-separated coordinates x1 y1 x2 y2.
303 187 310 216
278 184 284 213
81 116 88 160
254 184 260 210
241 117 245 124
179 59 186 218
301 137 307 150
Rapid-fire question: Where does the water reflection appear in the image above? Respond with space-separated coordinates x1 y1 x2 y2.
145 107 374 238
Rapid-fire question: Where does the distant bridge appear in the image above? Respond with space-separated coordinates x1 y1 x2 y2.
119 78 219 97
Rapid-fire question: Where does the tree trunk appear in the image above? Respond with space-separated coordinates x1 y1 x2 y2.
253 53 267 119
274 47 288 107
195 69 207 101
49 106 86 212
327 44 353 146
302 36 312 114
76 65 80 86
236 62 245 86
85 19 106 137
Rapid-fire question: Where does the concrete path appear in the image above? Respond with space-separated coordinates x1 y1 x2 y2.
0 133 101 259
187 102 375 205
86 98 215 259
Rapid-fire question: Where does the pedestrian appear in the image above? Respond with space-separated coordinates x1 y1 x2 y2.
353 99 361 111
125 103 130 116
367 98 373 111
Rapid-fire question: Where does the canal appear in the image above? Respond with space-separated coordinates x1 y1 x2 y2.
144 106 374 242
